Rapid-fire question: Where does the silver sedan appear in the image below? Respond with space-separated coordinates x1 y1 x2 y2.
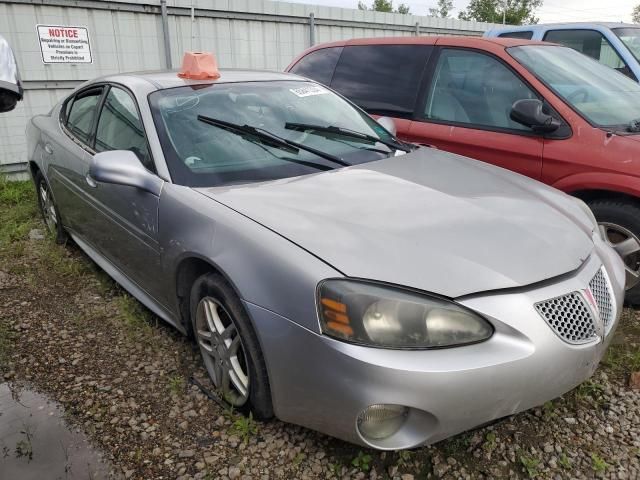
26 69 625 450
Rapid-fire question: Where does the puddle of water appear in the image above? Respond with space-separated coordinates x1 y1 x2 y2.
0 382 116 479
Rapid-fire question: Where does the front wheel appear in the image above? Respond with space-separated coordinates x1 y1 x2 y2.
587 199 640 304
189 272 273 419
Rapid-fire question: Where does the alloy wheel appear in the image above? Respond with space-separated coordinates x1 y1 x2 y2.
599 222 640 290
39 181 57 234
195 296 250 406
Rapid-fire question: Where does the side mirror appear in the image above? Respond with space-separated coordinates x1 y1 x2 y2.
89 150 163 196
376 116 397 136
510 99 561 134
0 35 23 113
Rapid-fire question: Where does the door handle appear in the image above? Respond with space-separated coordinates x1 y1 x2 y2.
85 174 97 188
44 143 53 155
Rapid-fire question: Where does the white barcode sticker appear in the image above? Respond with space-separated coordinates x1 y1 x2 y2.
289 85 329 97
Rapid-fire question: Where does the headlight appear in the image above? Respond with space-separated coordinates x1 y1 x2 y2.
572 197 603 240
317 280 493 349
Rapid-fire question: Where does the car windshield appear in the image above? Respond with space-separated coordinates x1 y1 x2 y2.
614 27 640 62
509 45 640 128
149 80 398 187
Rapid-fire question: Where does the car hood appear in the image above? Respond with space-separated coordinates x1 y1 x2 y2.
195 148 594 298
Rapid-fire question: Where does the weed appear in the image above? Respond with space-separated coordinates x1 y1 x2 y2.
542 400 556 420
483 431 497 452
168 374 185 395
519 454 540 478
351 451 372 472
396 449 414 467
442 433 470 457
575 380 606 405
231 412 257 444
558 452 571 469
328 461 343 476
292 452 306 466
591 453 609 474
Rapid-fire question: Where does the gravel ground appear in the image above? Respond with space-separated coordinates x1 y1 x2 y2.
1 180 639 480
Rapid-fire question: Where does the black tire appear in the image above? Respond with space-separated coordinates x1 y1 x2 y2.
587 199 640 305
190 272 273 419
34 171 67 245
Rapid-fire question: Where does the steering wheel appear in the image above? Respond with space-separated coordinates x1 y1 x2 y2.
567 88 589 103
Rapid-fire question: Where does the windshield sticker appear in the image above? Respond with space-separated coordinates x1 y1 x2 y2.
289 85 329 98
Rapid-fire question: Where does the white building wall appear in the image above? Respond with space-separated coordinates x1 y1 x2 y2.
0 0 496 176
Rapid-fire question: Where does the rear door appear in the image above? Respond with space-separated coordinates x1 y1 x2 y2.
50 86 106 237
405 47 544 179
328 43 434 137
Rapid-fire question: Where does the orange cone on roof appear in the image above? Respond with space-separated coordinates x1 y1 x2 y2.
177 52 221 80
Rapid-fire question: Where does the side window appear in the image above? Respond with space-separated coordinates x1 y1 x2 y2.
289 47 343 86
544 29 627 71
330 45 432 115
499 31 534 40
422 49 537 131
95 87 152 170
66 88 103 144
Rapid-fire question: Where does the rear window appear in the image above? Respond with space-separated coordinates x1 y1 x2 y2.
330 44 432 115
498 31 533 40
66 88 103 144
289 47 343 86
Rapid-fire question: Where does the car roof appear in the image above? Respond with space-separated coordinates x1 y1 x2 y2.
92 69 305 91
488 22 638 32
292 35 551 58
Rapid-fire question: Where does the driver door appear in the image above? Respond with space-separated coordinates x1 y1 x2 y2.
87 85 163 298
405 47 544 179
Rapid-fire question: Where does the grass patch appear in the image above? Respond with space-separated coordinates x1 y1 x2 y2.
0 178 38 249
115 294 155 339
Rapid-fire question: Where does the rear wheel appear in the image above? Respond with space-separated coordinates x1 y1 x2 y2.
189 272 273 419
34 171 67 244
587 199 640 304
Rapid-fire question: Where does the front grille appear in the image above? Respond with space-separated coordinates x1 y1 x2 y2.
535 292 598 345
589 268 613 327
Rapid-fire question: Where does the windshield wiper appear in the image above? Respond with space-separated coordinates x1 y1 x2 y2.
284 122 412 153
197 115 350 167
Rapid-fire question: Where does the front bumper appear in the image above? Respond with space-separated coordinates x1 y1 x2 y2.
247 240 625 449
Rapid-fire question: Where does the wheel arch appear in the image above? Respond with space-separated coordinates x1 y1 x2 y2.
28 160 41 181
570 189 640 208
174 254 246 337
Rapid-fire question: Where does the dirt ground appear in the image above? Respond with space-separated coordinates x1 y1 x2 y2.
0 179 639 479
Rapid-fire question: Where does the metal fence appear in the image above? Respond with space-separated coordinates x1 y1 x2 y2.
0 0 496 177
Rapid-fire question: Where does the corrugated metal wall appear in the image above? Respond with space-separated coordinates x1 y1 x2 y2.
0 0 496 177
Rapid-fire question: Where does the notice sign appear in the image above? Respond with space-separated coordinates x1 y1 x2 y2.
37 25 92 64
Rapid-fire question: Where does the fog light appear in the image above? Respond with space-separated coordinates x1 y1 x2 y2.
357 404 408 440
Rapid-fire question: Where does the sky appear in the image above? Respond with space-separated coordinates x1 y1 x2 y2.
282 0 638 23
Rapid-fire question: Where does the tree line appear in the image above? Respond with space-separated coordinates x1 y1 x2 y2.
358 1 640 26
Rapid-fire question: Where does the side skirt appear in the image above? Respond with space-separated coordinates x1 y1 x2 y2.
69 231 186 335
